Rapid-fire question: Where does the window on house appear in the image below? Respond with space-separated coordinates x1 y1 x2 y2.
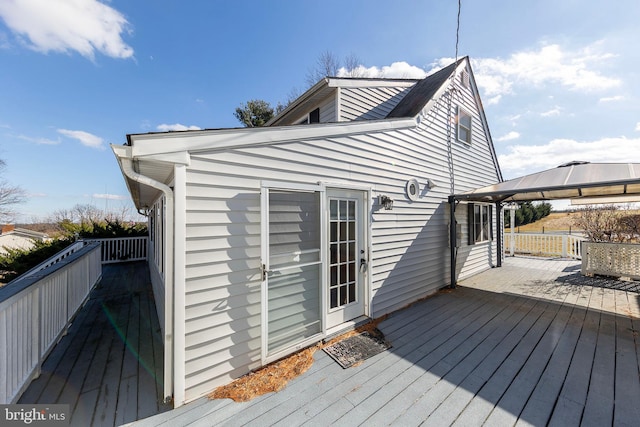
309 108 320 123
297 108 321 125
457 107 472 144
468 203 492 244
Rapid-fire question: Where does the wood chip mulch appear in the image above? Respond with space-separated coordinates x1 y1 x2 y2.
209 290 445 403
209 316 387 402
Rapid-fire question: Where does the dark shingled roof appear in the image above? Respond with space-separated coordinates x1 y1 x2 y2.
386 57 466 119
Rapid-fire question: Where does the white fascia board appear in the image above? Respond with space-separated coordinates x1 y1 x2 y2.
139 151 191 165
265 78 329 125
113 142 190 165
129 118 416 158
327 78 418 88
112 143 132 159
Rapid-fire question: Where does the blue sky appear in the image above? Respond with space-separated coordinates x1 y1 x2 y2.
1 0 639 222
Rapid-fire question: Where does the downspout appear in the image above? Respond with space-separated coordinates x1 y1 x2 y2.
448 195 457 288
118 156 175 404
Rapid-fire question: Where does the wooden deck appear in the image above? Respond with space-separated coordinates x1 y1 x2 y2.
18 261 171 426
128 257 640 427
18 257 640 426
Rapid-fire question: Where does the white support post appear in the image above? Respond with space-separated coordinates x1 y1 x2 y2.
509 205 516 257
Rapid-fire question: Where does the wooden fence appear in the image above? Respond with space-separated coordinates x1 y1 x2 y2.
505 232 585 260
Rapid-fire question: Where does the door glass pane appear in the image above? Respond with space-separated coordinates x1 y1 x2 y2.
267 190 321 355
267 264 321 354
348 201 355 220
330 200 338 220
269 190 320 268
329 197 358 309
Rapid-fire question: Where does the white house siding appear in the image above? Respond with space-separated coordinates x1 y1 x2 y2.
319 97 335 123
148 197 166 334
448 70 501 280
180 83 499 401
453 202 499 281
340 87 413 121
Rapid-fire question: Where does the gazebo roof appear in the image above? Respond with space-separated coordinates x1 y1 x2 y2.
454 162 640 203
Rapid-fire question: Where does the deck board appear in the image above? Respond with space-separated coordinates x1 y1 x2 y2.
18 261 171 427
18 257 640 426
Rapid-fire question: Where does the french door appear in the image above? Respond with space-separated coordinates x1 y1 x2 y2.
326 189 366 328
261 184 368 361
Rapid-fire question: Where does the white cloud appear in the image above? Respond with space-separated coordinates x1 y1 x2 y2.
599 95 624 103
454 43 621 104
0 0 133 60
485 95 502 106
337 61 427 79
57 129 104 149
499 136 639 173
540 107 562 117
635 122 640 132
496 131 520 142
156 123 201 132
93 193 126 200
18 134 60 145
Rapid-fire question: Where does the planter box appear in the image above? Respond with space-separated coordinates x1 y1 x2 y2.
581 241 640 280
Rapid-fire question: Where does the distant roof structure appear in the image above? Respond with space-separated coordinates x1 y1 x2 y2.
454 162 640 203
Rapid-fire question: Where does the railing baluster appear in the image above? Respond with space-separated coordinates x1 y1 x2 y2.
505 232 585 259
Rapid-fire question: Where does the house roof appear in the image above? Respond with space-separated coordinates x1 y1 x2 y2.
116 57 500 210
387 58 465 118
266 77 419 127
454 162 640 203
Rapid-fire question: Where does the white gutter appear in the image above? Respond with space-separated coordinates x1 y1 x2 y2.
113 147 175 404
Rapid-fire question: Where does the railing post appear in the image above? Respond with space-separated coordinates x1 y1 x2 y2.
562 235 568 257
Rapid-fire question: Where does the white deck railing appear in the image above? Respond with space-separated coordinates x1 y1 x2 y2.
0 242 102 404
505 232 585 260
19 240 86 280
83 236 148 264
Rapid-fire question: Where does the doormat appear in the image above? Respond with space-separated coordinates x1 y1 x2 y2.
323 330 391 369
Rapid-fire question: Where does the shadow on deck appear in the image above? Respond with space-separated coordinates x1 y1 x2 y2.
128 257 640 426
18 261 171 426
17 257 640 426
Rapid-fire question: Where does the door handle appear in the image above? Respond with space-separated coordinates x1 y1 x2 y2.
360 258 367 272
261 264 273 280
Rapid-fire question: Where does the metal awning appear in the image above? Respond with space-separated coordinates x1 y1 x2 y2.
453 162 640 203
447 162 640 289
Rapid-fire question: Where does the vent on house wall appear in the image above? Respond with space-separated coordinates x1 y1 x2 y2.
460 70 470 88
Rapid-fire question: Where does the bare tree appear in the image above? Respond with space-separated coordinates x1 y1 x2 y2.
573 204 640 243
305 51 366 86
305 50 341 87
0 159 26 223
342 53 366 77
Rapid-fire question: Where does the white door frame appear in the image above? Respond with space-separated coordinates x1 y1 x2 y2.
326 187 369 329
260 181 371 364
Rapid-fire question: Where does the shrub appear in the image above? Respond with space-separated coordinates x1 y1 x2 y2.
0 237 75 283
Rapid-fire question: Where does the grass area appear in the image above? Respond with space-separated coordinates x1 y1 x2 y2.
506 211 583 233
